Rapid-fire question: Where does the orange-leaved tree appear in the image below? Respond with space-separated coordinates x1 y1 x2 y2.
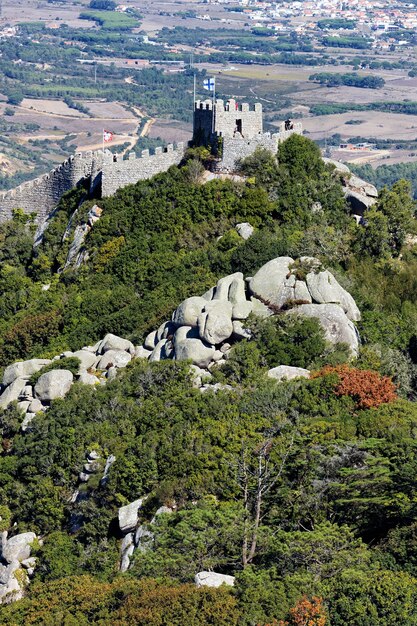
313 365 397 409
272 596 326 626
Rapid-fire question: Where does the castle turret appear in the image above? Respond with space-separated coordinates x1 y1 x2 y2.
193 99 263 145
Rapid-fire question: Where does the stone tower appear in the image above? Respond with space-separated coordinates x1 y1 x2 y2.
193 97 303 172
193 98 263 145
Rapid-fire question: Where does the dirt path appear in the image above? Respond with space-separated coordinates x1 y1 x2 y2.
140 117 155 137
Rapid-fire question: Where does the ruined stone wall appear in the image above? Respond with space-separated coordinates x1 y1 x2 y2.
101 143 185 197
219 123 303 172
0 151 108 223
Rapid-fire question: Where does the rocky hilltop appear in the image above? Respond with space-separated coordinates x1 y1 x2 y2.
2 135 417 624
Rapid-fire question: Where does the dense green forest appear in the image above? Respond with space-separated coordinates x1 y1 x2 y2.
2 136 417 623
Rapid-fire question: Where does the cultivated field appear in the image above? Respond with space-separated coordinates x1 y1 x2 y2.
300 111 417 141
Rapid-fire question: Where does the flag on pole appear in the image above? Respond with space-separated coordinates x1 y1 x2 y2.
103 129 114 143
203 77 215 92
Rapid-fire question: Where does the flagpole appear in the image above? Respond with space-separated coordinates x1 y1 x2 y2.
211 76 216 135
193 73 196 113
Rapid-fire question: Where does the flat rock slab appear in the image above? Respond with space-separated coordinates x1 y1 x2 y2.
119 498 145 534
267 366 310 381
195 571 235 588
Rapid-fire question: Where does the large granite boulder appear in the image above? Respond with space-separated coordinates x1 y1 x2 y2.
0 378 27 409
97 350 132 370
306 270 361 321
2 359 51 387
135 346 152 360
120 533 135 573
98 333 135 355
0 561 25 603
1 533 36 564
267 366 310 381
236 222 254 240
34 370 74 402
78 371 100 386
195 571 235 588
172 297 207 327
175 337 215 369
144 330 157 350
71 350 98 372
198 301 233 345
289 303 359 355
149 339 174 362
213 272 246 304
118 498 145 534
249 257 294 307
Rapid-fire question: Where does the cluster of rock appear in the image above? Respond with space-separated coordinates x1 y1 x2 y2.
0 257 361 430
0 334 142 429
134 256 360 384
324 158 378 216
117 496 235 587
64 204 103 269
0 531 37 604
118 497 173 572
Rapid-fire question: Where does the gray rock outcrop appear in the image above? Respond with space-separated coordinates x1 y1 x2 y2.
34 370 74 402
236 222 254 240
305 270 361 321
97 350 132 370
118 498 145 534
172 297 207 327
98 333 135 356
0 378 27 409
195 571 235 588
289 303 359 355
0 531 37 604
267 366 311 381
2 359 51 387
249 257 294 307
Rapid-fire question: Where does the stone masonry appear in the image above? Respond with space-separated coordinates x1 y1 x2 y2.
0 143 185 224
193 98 302 172
0 97 301 225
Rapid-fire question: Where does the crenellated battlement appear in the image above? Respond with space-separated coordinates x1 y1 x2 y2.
0 142 186 224
0 95 302 225
101 142 185 197
193 97 303 173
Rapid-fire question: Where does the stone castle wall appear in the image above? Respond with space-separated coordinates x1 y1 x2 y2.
220 122 303 172
0 143 185 223
0 98 301 224
0 151 109 223
101 143 185 197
